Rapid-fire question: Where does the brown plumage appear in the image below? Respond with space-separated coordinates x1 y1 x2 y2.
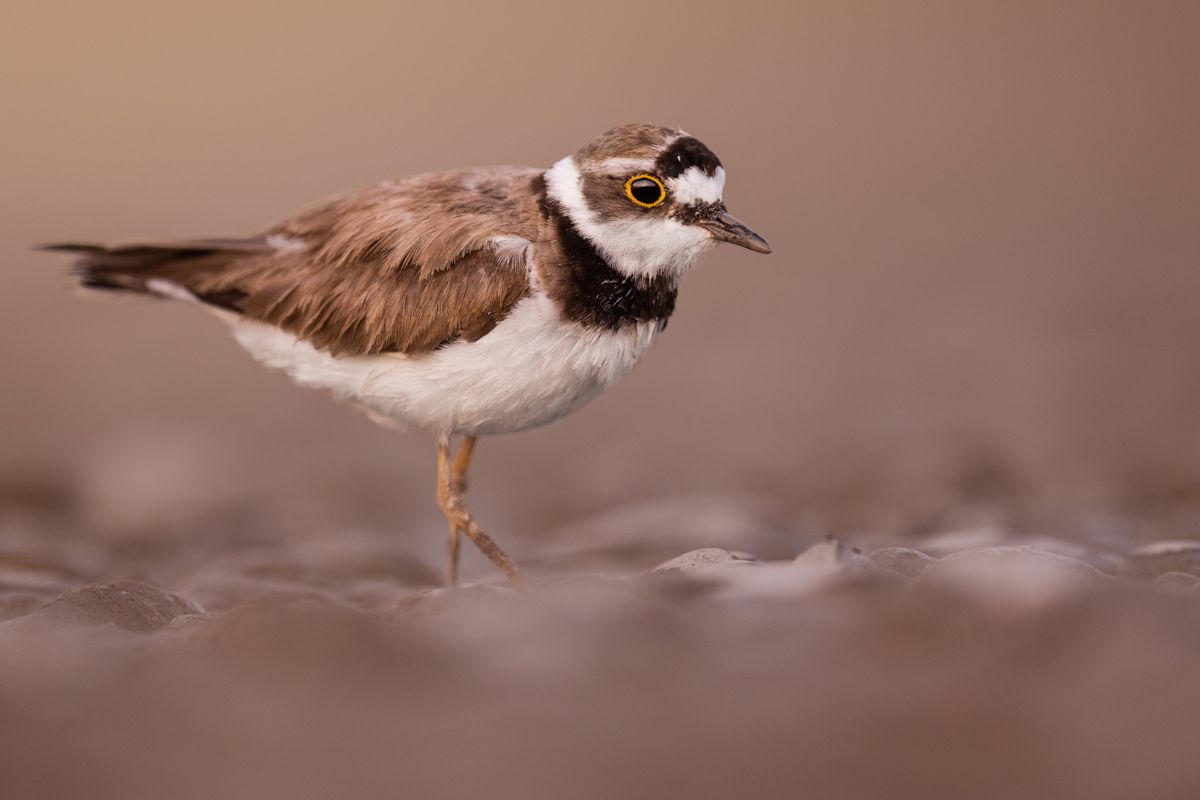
49 167 542 356
571 123 679 163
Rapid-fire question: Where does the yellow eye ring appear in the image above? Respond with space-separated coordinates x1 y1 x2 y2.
624 174 667 208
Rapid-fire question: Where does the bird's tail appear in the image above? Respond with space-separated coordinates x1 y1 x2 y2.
41 239 267 311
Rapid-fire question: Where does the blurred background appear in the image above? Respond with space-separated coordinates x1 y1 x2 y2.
5 4 1200 799
3 0 1199 565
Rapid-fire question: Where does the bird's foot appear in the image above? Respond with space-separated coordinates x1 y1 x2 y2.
437 487 529 591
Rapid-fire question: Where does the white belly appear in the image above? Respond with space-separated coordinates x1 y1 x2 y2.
229 293 663 436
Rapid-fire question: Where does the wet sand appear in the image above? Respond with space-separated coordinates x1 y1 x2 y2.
3 493 1200 800
5 2 1200 797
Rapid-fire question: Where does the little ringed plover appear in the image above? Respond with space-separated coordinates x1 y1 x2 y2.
46 123 772 588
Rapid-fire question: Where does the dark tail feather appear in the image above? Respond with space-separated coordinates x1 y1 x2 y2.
41 239 267 309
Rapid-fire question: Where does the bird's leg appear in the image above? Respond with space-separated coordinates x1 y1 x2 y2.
436 436 528 590
444 509 461 589
442 435 476 587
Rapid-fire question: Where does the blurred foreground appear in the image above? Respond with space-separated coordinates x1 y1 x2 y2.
4 494 1200 799
5 2 1200 797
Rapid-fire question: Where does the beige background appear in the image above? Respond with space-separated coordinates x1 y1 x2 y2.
3 1 1199 549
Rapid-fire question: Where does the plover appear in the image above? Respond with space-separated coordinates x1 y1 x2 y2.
47 124 771 588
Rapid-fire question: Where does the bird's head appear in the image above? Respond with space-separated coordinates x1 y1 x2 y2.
544 124 771 279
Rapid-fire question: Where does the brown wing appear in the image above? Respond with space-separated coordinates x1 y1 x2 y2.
50 166 542 357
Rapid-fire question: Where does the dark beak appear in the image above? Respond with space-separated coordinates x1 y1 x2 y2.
698 209 772 254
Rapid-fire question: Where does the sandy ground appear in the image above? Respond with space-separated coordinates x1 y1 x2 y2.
4 491 1200 800
5 3 1200 797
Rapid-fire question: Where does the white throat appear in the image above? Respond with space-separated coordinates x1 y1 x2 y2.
545 156 716 279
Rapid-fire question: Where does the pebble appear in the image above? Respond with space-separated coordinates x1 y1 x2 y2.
793 538 873 572
652 548 759 574
920 546 1105 612
539 493 795 571
697 539 879 600
917 525 1011 556
16 580 203 634
869 547 936 578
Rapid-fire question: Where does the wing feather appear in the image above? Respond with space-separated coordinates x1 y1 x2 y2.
52 167 543 357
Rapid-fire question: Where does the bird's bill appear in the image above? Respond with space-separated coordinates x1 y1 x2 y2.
698 210 772 254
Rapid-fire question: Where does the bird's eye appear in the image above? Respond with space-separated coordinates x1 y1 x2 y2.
624 174 666 208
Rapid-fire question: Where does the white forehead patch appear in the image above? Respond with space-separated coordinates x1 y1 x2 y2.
667 165 725 205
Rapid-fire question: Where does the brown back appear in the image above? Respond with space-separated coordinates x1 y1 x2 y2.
54 167 542 356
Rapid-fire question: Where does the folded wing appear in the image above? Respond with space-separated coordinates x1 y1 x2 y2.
49 166 542 357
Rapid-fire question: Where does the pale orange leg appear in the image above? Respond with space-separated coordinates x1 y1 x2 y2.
443 435 476 587
436 436 528 589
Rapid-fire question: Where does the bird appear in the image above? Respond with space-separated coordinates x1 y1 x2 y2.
46 123 772 589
